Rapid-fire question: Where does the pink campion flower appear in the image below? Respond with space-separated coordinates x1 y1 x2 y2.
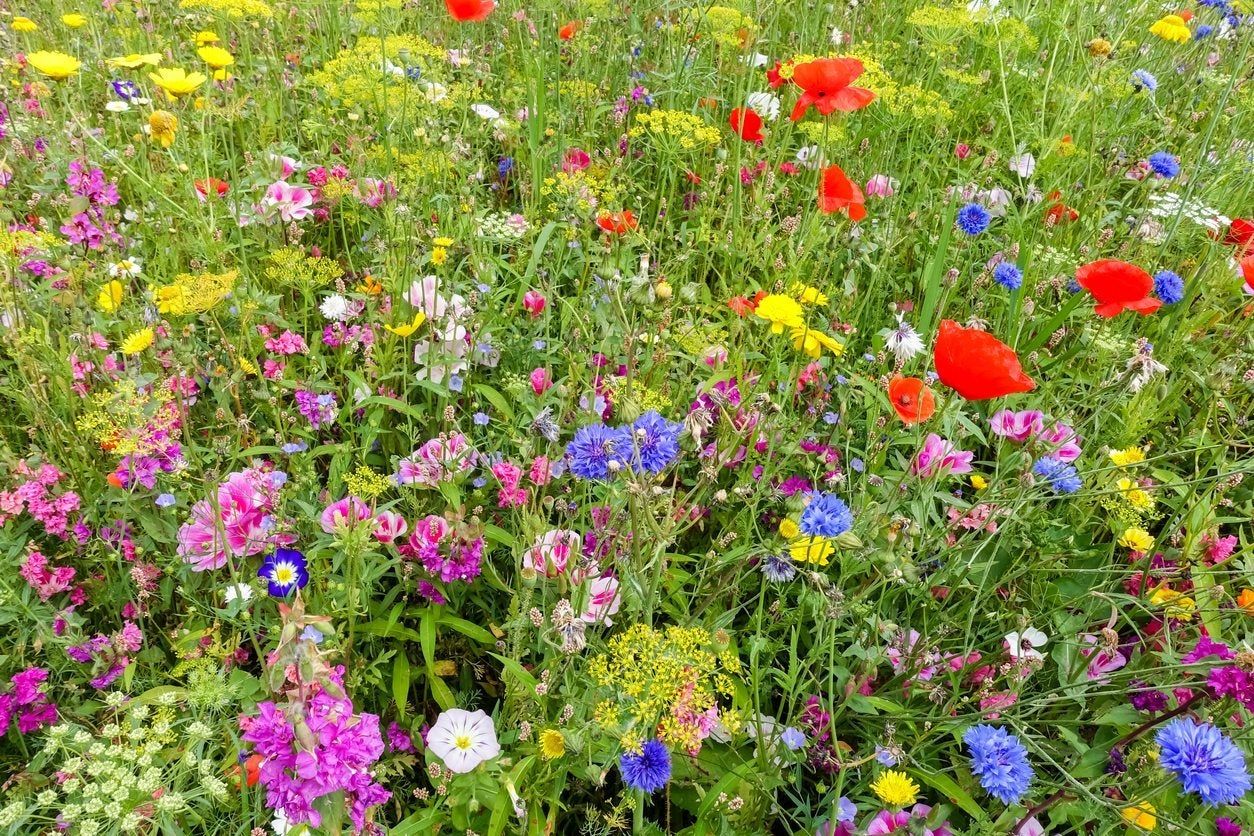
395 433 476 487
372 510 408 543
979 691 1018 718
320 496 371 534
864 174 896 197
580 575 622 625
562 148 591 173
261 180 314 222
524 529 581 577
866 806 951 836
530 367 552 395
954 143 972 159
1079 634 1127 682
178 468 289 571
522 289 546 317
911 434 974 477
19 551 75 601
490 461 527 508
1039 422 1082 462
989 409 1044 442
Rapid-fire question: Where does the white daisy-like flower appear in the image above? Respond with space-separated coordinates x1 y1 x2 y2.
743 52 770 68
105 101 131 113
427 708 501 773
882 313 926 362
1005 627 1048 661
319 293 350 321
109 257 143 278
470 103 500 120
745 91 781 121
223 583 253 604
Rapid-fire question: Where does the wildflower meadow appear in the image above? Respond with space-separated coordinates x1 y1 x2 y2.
1 0 1253 833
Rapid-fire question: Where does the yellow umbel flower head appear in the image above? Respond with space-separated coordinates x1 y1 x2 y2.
754 294 804 334
870 770 920 807
26 51 81 81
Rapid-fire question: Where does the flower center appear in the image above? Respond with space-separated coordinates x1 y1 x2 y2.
454 734 473 750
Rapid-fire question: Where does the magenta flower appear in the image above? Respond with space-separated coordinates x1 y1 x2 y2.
912 434 974 477
372 510 408 543
1039 422 1083 462
320 496 371 534
178 468 289 571
524 529 581 578
260 180 314 222
989 409 1044 441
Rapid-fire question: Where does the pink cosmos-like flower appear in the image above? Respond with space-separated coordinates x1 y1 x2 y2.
562 148 591 173
911 434 974 477
372 510 408 543
522 289 546 317
524 529 581 577
989 409 1044 442
396 434 476 487
1080 634 1127 682
530 367 552 395
320 496 371 534
260 180 314 223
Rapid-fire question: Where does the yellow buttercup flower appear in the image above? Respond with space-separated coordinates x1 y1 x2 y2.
1149 588 1195 621
1121 800 1156 830
194 31 220 46
1118 526 1153 552
1109 446 1145 467
538 729 565 760
1149 14 1191 44
754 294 804 334
108 53 162 69
1116 478 1154 513
120 328 155 355
971 474 988 491
26 51 81 81
790 326 845 358
62 13 88 27
12 16 38 32
149 67 207 98
383 312 426 337
197 45 234 69
788 536 833 566
870 770 920 807
778 518 800 540
97 281 125 312
147 110 178 147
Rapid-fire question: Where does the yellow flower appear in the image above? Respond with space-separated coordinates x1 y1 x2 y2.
1109 446 1145 467
1149 14 1191 44
26 51 81 81
97 280 124 312
1116 478 1154 513
107 53 162 69
12 16 38 32
789 326 845 358
1085 37 1112 57
754 294 804 334
383 312 426 337
792 283 828 306
870 770 919 807
971 474 988 491
197 45 234 69
433 236 454 247
788 536 833 566
1118 526 1153 552
238 357 258 376
1149 588 1195 621
147 110 178 147
538 729 565 760
195 31 220 46
1121 801 1156 830
62 13 87 27
149 67 207 98
431 247 449 266
778 518 800 540
120 328 155 355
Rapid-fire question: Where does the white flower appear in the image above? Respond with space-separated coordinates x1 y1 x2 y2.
795 145 825 170
1008 153 1036 178
271 808 292 835
427 708 501 773
1005 627 1048 661
319 293 350 321
223 583 253 604
105 101 130 113
745 91 781 121
743 52 770 68
470 103 500 120
829 27 844 45
423 82 448 103
882 313 926 362
381 60 406 78
109 257 142 278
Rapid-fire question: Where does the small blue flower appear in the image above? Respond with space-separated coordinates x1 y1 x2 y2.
1156 717 1252 805
155 493 177 508
1033 456 1082 494
1195 24 1214 38
799 492 854 537
281 440 308 454
964 724 1034 804
993 262 1023 290
472 411 491 426
258 548 309 598
823 411 840 425
850 458 865 473
956 203 991 235
1131 69 1158 92
497 156 514 180
1154 270 1185 304
780 727 807 750
1148 151 1180 179
836 797 857 823
875 746 898 766
759 554 797 582
448 374 464 392
111 79 142 102
628 411 683 474
620 740 671 793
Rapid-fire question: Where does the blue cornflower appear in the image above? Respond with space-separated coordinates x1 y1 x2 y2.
964 724 1034 804
1195 24 1214 38
1154 270 1185 304
993 262 1023 290
498 156 514 180
566 423 631 480
1033 456 1082 494
799 492 854 537
628 411 683 474
759 553 797 582
1131 70 1158 92
620 740 671 793
1156 718 1252 805
956 203 991 235
258 548 309 598
1148 151 1180 178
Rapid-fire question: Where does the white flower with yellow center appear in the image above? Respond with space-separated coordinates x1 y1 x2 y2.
427 708 500 773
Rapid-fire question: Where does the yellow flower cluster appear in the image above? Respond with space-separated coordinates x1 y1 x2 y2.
1102 445 1159 531
179 0 273 19
628 109 721 152
152 270 237 315
753 293 845 360
310 36 446 117
846 48 954 124
263 247 343 288
75 380 180 457
343 465 393 500
540 169 618 216
693 5 756 48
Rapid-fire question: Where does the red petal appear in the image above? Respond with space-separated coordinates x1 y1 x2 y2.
828 86 876 111
934 320 1035 401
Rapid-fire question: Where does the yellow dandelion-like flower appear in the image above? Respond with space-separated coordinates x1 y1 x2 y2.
788 536 834 566
1116 478 1154 513
11 16 38 33
971 474 988 491
431 247 449 266
778 518 800 539
1118 526 1153 552
790 326 845 359
791 284 828 306
1109 446 1145 467
149 67 207 98
195 30 220 45
196 46 234 70
238 357 259 376
97 280 124 312
754 294 804 334
1149 14 1191 44
384 312 426 338
1121 800 1156 830
539 729 565 760
62 13 88 27
107 53 162 69
1149 588 1195 621
25 51 81 81
870 770 920 807
120 328 155 355
1085 37 1113 57
147 110 178 148
433 236 454 247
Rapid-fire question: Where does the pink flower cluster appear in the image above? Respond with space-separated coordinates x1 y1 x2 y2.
240 691 390 833
395 433 476 487
66 621 143 689
20 550 76 601
178 467 290 571
0 667 56 735
989 409 1083 461
398 515 484 584
0 461 81 539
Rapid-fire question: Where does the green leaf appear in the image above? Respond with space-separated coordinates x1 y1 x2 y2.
438 613 495 644
393 653 411 717
474 383 515 422
490 652 539 690
909 767 987 822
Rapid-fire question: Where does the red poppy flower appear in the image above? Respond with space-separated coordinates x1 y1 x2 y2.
888 376 935 425
818 165 866 221
789 58 876 121
1076 259 1162 318
933 319 1035 400
766 61 785 88
445 0 494 22
1044 191 1078 225
244 753 263 787
558 20 583 40
596 210 637 235
194 177 229 198
728 107 764 143
1224 218 1254 254
1241 253 1254 293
